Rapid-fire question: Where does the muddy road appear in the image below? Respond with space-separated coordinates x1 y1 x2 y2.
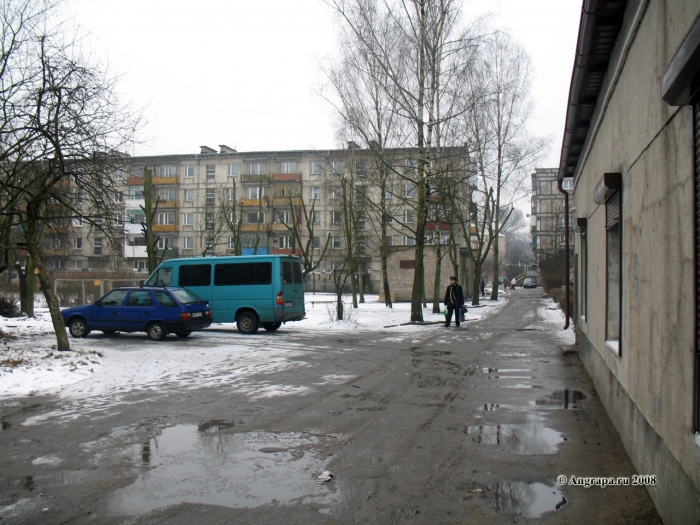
0 290 660 524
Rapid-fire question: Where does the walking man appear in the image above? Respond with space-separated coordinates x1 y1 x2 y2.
480 278 485 297
444 276 464 328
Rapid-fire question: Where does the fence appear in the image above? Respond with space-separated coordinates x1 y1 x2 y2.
53 278 142 307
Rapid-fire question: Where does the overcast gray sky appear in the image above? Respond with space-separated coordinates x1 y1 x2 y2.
64 0 581 168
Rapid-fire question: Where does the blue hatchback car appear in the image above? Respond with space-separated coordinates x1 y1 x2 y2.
61 286 212 340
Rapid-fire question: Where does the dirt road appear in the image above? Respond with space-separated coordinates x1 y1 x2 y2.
0 289 660 524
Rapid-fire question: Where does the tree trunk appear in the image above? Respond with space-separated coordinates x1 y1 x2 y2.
490 232 500 301
25 240 70 351
15 262 28 314
472 259 482 307
432 243 442 313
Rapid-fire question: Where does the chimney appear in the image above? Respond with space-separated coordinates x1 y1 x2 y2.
219 145 237 154
347 141 361 150
200 145 216 154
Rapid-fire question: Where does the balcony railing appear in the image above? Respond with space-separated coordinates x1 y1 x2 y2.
240 196 269 207
157 200 179 208
241 223 271 232
272 197 302 206
272 173 302 183
156 247 178 258
241 174 271 183
152 176 178 185
153 224 177 232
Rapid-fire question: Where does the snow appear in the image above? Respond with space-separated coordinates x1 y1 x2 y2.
0 293 514 402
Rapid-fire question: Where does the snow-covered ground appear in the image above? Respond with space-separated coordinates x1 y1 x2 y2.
0 292 566 402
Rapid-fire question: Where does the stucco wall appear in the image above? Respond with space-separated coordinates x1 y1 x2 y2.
572 0 700 519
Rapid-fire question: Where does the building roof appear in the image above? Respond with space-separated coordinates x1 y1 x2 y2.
558 0 628 182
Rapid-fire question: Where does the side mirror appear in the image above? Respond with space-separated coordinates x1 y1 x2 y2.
139 280 144 287
95 300 102 307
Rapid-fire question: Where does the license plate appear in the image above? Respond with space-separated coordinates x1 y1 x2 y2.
285 302 293 308
192 312 202 318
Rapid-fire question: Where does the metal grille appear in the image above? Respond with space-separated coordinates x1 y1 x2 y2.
606 192 621 228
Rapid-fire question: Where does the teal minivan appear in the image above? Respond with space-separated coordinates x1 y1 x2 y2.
144 255 306 334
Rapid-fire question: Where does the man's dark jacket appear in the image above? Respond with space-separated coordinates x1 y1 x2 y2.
444 283 464 307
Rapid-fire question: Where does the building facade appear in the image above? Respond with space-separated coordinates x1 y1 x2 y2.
559 1 700 523
41 144 478 300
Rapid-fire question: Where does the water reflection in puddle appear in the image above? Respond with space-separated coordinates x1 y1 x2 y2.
467 481 567 517
106 425 338 516
535 390 587 409
468 424 563 454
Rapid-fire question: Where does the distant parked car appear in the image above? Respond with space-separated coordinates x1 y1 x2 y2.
523 277 537 288
61 286 212 340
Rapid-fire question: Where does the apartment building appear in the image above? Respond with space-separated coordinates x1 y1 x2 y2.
46 144 471 296
529 167 573 265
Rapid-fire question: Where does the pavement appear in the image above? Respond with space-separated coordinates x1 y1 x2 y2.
0 288 661 524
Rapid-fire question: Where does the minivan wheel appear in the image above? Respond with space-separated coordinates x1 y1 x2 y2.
262 322 282 332
69 318 90 338
147 322 167 341
237 312 259 334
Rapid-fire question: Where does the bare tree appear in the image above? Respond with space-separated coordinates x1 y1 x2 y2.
0 0 143 350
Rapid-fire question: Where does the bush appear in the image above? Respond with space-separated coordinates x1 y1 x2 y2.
0 295 20 317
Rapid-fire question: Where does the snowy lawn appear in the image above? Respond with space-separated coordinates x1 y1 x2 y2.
0 293 511 400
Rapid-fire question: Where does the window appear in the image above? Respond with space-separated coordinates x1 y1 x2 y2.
247 186 264 199
279 235 292 249
206 188 216 205
562 178 574 190
73 217 83 227
133 236 146 246
214 262 272 285
73 237 82 249
101 290 128 306
51 259 64 269
247 212 265 223
386 235 393 247
114 169 124 180
205 210 215 229
227 237 236 249
114 191 123 203
384 212 394 224
128 187 144 200
280 161 297 173
606 191 622 355
158 165 176 177
312 236 320 249
154 291 176 307
134 260 147 271
331 236 341 249
158 189 176 202
248 163 265 175
226 187 235 201
183 237 193 249
228 164 239 177
403 210 415 223
184 189 194 202
75 192 84 204
180 264 212 287
331 261 343 270
93 237 103 255
385 186 393 199
158 212 175 225
127 290 153 307
74 260 82 270
581 229 587 321
331 161 343 174
310 211 320 224
310 186 321 200
206 165 216 180
330 211 341 224
403 184 415 198
310 161 321 175
184 165 195 178
354 160 367 180
274 186 298 198
403 158 416 172
403 235 415 246
157 237 172 249
277 210 292 224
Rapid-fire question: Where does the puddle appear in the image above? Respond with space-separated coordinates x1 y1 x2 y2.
197 420 238 432
105 425 338 516
535 390 587 410
466 481 567 517
467 424 563 454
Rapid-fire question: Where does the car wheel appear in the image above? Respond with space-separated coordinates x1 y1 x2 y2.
176 331 192 338
146 322 167 341
69 318 90 338
237 312 259 334
262 322 282 332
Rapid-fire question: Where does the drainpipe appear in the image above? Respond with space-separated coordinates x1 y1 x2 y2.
558 179 570 330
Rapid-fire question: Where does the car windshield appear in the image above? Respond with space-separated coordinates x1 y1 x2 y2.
170 288 203 305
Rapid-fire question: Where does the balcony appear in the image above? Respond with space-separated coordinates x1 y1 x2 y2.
272 173 302 183
272 197 302 206
124 244 148 258
241 223 271 232
425 221 451 231
127 176 144 186
272 248 302 256
153 224 177 232
156 247 179 258
240 196 269 207
241 174 271 183
271 223 298 231
157 200 179 208
153 176 178 185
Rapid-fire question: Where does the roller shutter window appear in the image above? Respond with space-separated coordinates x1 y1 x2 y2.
694 98 700 431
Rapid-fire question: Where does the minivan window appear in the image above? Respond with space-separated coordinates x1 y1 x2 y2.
147 267 173 286
214 262 272 285
292 262 303 284
283 261 293 284
180 264 212 287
